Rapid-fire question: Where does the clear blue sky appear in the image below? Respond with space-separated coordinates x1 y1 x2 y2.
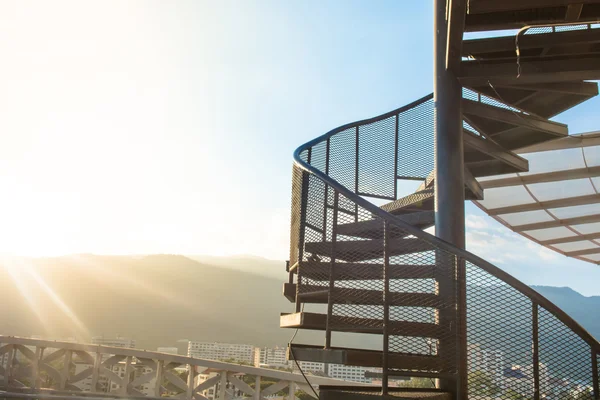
1 1 599 295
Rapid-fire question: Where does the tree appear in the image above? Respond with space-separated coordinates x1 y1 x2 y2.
468 370 501 397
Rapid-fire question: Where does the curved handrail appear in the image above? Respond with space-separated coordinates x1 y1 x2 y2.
291 95 600 353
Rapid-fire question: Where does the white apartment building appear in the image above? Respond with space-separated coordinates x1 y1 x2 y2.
292 360 325 374
188 341 254 364
254 346 290 368
107 361 157 395
468 344 504 387
327 364 380 383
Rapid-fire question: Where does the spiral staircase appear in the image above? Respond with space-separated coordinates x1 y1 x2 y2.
280 2 600 400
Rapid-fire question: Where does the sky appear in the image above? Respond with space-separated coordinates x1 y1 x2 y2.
1 1 600 295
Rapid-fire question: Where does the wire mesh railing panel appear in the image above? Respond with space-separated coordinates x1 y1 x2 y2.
466 261 534 399
538 307 594 399
357 115 396 199
305 173 327 233
289 165 305 266
396 97 434 180
329 127 357 193
329 195 385 331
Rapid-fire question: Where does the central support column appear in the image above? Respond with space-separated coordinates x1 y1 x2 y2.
434 0 467 399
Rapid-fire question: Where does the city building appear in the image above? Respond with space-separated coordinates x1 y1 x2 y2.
293 360 325 375
327 364 380 384
254 346 290 368
188 341 254 364
468 344 504 388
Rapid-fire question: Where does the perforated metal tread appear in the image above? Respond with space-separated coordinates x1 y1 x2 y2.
288 343 443 370
281 312 443 337
284 283 441 307
318 387 452 400
304 238 434 262
290 261 436 281
469 81 598 119
337 212 435 239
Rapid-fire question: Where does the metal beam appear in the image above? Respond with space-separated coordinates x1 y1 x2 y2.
542 231 600 245
479 166 600 188
463 28 600 56
494 81 599 96
468 0 598 14
487 193 600 215
565 247 600 257
518 132 600 153
460 56 600 85
446 0 467 71
464 166 484 200
513 213 600 231
463 130 529 173
462 99 568 135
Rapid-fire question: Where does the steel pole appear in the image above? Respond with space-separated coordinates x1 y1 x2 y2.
434 0 466 398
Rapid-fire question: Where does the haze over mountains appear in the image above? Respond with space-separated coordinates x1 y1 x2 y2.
0 254 597 352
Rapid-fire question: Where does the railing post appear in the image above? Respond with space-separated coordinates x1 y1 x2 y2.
532 303 540 400
393 114 399 199
456 257 468 400
219 371 228 400
289 381 295 400
187 364 195 400
61 349 73 389
296 160 311 313
253 375 261 400
120 356 132 395
322 138 330 242
592 349 599 400
4 345 13 389
91 352 101 392
354 126 359 221
154 360 164 397
325 191 339 349
382 220 390 395
32 346 42 389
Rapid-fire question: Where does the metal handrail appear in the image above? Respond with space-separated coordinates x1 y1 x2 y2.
291 94 600 353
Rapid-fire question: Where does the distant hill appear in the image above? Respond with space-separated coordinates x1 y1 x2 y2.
0 254 597 356
532 285 600 340
0 254 310 350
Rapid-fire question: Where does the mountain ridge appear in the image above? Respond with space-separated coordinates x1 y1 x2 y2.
0 254 597 353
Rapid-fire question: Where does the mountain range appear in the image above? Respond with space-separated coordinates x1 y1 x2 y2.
0 254 597 354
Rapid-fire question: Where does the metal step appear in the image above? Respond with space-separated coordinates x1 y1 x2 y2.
288 343 442 371
284 284 441 307
293 261 436 281
467 81 598 119
462 99 568 145
317 387 453 400
304 238 434 262
464 3 600 32
463 129 529 175
380 189 434 215
337 212 435 239
281 312 443 338
459 54 600 86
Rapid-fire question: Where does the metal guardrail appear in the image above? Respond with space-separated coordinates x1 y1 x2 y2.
0 336 357 400
287 93 600 399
